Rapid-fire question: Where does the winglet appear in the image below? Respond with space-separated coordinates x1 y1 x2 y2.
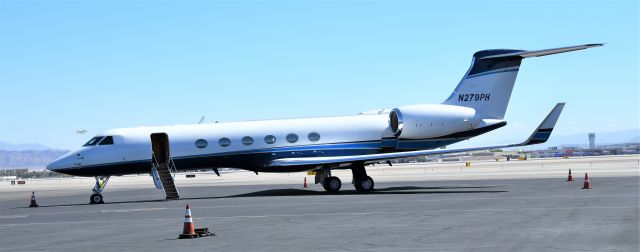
519 103 565 146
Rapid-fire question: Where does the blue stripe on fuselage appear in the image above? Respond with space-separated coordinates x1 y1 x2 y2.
53 139 451 176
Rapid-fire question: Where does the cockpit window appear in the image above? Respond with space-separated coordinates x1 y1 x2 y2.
99 136 114 145
83 136 104 146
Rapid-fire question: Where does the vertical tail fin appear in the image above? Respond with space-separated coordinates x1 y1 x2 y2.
443 44 602 120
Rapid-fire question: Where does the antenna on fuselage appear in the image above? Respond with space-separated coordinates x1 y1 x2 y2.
198 116 205 124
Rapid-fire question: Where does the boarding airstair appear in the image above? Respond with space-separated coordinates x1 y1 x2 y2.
151 133 180 200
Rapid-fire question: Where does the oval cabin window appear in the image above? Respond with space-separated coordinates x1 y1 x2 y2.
264 135 276 144
242 136 254 146
219 138 231 147
195 139 208 149
308 132 320 142
286 133 299 143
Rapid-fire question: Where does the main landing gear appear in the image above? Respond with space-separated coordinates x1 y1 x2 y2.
351 164 374 193
322 176 342 192
90 176 110 204
316 168 342 193
316 164 375 193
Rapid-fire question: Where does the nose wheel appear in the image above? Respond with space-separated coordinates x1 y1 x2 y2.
90 176 110 204
90 193 104 204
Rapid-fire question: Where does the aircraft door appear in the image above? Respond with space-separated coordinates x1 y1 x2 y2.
150 133 171 164
150 133 170 190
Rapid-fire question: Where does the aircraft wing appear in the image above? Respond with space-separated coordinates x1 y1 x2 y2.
269 103 565 167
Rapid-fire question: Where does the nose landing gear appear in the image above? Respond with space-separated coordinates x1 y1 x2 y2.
90 176 110 204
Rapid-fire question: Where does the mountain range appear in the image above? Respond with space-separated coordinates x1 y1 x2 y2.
0 149 69 170
0 141 53 151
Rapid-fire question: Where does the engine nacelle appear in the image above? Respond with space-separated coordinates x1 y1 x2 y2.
389 104 478 139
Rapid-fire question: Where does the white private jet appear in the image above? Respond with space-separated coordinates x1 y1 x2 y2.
47 44 601 204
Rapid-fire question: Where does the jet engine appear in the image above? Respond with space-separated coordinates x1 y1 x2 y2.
389 104 478 139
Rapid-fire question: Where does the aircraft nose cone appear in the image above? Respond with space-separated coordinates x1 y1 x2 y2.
46 158 63 171
47 151 74 171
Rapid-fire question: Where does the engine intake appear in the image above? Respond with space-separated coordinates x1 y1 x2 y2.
389 109 403 136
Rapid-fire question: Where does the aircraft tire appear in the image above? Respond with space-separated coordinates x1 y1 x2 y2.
322 176 341 193
90 193 104 204
355 176 375 193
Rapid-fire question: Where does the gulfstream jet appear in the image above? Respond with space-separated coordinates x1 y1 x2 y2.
47 44 601 204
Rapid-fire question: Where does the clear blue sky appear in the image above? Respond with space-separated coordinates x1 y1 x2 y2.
1 0 638 150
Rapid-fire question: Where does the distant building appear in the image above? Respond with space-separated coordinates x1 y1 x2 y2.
588 133 596 149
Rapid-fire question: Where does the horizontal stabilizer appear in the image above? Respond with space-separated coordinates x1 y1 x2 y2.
480 44 603 59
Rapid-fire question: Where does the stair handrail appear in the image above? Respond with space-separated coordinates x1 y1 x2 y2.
151 151 160 168
168 156 178 176
151 151 177 181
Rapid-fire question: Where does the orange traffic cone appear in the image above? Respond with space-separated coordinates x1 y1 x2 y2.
303 177 308 188
582 173 591 189
29 191 38 207
567 169 573 182
179 204 197 239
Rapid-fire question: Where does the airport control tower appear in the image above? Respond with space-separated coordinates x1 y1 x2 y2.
588 133 596 149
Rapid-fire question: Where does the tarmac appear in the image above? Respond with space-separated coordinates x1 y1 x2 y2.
0 155 638 251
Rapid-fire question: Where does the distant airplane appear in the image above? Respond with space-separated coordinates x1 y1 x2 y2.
47 44 601 204
76 129 88 134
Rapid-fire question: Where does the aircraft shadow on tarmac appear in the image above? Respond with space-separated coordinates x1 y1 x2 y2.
21 185 506 209
200 185 507 199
